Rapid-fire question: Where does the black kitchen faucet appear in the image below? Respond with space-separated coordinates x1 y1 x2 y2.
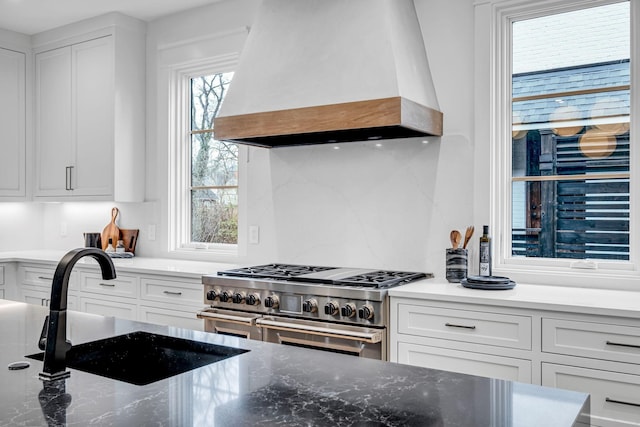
38 248 116 380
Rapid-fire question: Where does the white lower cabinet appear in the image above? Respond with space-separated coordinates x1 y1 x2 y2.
18 264 78 307
138 306 202 331
15 262 205 330
398 341 531 382
79 296 137 320
542 363 640 427
22 288 78 310
80 271 138 298
391 296 640 427
138 276 204 330
392 300 533 382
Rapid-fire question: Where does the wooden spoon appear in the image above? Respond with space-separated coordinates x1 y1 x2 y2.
462 225 475 249
450 230 462 249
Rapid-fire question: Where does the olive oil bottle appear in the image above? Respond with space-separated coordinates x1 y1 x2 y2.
479 225 492 276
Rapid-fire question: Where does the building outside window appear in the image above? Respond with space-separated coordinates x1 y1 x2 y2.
511 2 630 262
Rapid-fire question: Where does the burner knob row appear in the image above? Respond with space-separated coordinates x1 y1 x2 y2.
323 301 374 320
207 289 260 306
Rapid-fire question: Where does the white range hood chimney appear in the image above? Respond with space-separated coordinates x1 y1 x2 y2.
214 0 443 148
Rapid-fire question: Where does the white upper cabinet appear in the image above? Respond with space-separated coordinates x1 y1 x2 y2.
0 47 26 199
35 46 73 196
33 14 145 202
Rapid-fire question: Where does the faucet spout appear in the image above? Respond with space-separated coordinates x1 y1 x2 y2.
39 248 116 380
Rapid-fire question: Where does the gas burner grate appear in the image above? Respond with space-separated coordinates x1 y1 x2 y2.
335 271 428 288
218 264 337 279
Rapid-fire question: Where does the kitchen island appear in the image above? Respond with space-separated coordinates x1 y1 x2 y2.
0 299 589 426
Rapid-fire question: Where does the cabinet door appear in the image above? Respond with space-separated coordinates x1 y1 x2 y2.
21 288 77 310
79 296 136 320
71 36 113 196
139 306 203 331
0 48 26 198
35 46 72 196
397 342 532 383
542 363 640 427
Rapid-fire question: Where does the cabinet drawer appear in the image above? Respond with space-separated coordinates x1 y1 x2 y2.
81 272 137 298
80 296 136 320
139 277 202 307
398 342 531 382
139 306 203 331
22 288 77 310
397 304 532 350
21 265 78 290
543 318 640 365
542 363 640 427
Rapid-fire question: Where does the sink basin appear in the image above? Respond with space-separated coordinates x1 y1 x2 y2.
27 331 249 385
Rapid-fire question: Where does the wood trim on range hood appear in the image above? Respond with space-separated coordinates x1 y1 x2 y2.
214 96 443 148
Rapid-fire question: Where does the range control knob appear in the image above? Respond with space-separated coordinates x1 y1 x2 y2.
232 291 246 304
206 289 219 301
324 301 339 316
302 299 318 313
220 290 233 303
246 294 260 306
358 304 374 320
341 303 357 318
264 295 279 309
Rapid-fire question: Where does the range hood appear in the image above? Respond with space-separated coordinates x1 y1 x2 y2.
214 0 443 148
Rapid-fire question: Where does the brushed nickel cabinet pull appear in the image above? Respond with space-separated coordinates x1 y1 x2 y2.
606 397 640 408
163 290 182 296
445 322 476 330
65 166 74 190
99 282 116 287
606 340 640 349
37 276 53 281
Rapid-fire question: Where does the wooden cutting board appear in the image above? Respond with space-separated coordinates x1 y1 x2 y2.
101 207 120 251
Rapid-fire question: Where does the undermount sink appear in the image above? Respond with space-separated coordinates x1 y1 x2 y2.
28 331 249 385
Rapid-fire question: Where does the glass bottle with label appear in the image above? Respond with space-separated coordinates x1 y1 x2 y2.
479 225 492 276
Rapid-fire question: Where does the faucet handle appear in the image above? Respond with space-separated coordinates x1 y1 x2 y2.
38 316 49 351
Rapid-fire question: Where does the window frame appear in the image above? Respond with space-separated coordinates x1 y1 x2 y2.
488 0 640 288
168 54 247 260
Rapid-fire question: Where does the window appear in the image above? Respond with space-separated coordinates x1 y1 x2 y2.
169 55 244 257
511 2 630 261
190 73 238 245
489 0 639 285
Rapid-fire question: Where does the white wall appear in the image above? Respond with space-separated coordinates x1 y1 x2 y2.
1 0 478 277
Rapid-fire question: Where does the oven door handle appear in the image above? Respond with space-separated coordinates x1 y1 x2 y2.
255 318 383 343
196 309 259 326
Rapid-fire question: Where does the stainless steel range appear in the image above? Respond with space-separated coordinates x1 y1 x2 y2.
199 264 431 361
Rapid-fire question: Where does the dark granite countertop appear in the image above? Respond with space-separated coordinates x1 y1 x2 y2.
0 300 589 426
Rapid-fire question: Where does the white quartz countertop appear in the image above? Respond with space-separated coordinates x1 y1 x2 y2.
0 250 238 279
390 278 640 319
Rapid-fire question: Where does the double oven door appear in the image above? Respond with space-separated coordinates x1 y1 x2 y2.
197 308 386 360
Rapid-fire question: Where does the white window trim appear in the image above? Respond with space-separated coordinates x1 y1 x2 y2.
167 54 247 261
481 0 640 289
